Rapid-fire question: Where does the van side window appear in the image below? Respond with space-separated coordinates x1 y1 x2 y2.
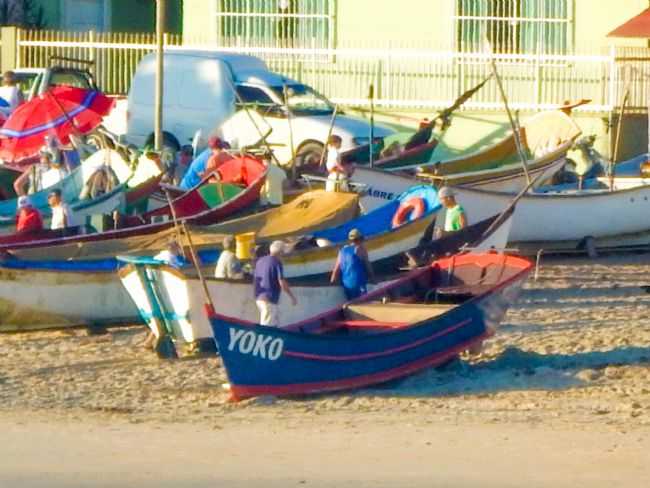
236 85 274 106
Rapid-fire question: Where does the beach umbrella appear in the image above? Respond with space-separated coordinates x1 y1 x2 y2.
0 86 115 162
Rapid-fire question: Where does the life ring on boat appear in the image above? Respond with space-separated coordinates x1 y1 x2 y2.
391 197 426 228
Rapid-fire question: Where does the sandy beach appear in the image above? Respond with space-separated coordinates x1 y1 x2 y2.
2 253 650 486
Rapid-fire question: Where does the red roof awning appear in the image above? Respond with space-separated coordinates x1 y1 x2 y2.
608 9 650 38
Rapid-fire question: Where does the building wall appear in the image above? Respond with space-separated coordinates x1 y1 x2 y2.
335 0 452 47
575 0 649 49
181 0 650 49
183 0 218 43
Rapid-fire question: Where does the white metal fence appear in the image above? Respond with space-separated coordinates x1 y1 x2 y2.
10 27 650 114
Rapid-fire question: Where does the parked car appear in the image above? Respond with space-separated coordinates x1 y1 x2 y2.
126 49 394 165
1 66 97 101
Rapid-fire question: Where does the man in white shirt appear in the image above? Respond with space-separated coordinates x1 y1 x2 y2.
47 189 74 230
325 135 350 192
0 71 24 117
215 235 244 279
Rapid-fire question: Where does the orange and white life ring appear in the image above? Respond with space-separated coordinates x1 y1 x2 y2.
392 197 426 228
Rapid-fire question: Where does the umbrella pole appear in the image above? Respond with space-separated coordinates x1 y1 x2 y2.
47 91 83 137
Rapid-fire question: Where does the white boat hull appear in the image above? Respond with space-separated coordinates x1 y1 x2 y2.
0 266 140 331
454 182 650 251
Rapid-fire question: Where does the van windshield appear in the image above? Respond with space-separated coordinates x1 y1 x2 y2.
270 84 334 116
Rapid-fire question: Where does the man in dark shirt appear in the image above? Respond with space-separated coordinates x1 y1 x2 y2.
253 240 297 326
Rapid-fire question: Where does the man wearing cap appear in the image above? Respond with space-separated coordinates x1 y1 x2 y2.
438 186 467 233
215 235 244 280
178 136 233 190
203 136 233 180
15 196 43 234
331 228 375 300
253 240 297 327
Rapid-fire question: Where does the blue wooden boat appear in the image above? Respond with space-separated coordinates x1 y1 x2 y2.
208 252 532 401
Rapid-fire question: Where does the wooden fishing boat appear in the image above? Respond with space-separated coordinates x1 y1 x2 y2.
118 210 514 353
0 155 271 255
0 258 140 332
0 148 136 219
279 185 441 278
120 155 266 227
209 252 532 400
378 110 581 185
2 189 359 261
452 179 650 253
0 191 362 331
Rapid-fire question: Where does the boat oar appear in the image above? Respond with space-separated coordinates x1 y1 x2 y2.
435 74 493 128
611 83 631 191
283 83 298 183
369 83 375 168
319 104 339 169
162 186 186 259
163 188 216 317
485 41 532 187
479 162 549 242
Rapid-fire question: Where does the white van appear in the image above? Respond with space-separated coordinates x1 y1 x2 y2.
126 49 393 165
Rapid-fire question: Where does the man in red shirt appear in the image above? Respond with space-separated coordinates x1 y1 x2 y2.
15 196 44 234
202 136 233 181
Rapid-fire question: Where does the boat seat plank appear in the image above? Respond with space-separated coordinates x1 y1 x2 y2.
345 302 454 322
326 319 408 328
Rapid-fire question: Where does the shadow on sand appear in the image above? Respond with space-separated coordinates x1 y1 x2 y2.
358 345 650 398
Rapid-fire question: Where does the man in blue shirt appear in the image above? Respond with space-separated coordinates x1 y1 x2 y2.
254 240 297 327
330 228 375 300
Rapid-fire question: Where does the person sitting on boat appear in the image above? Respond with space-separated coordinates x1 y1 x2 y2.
325 135 352 192
330 228 375 300
12 149 56 196
438 186 467 234
154 239 187 269
15 195 43 235
47 188 74 230
215 235 244 280
253 240 297 327
178 136 233 190
0 71 24 117
203 136 234 181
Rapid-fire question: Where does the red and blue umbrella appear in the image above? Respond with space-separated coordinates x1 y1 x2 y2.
0 86 114 162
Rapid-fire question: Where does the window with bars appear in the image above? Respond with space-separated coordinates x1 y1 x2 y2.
217 0 333 49
455 0 573 55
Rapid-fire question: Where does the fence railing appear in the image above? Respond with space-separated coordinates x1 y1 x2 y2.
8 28 650 114
16 29 182 96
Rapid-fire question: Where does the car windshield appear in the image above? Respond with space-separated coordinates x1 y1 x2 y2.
270 84 334 116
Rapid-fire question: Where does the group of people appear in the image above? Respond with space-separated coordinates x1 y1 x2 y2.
207 227 375 327
15 188 73 235
153 180 467 330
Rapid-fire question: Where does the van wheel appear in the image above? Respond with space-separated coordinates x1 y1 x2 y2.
295 141 326 175
144 132 181 153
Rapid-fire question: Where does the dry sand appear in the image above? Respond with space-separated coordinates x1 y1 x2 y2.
1 253 650 486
